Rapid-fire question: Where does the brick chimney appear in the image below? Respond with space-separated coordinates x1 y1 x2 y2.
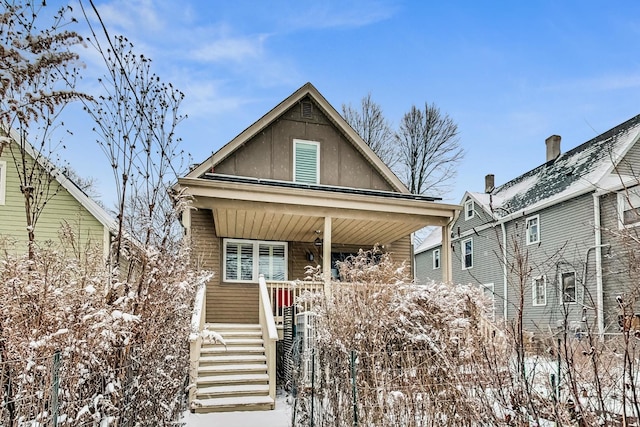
485 174 495 193
545 135 561 162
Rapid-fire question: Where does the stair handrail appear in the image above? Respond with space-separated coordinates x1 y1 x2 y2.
258 274 278 408
188 277 208 406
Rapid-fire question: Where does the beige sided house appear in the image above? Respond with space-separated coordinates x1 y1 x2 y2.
0 129 115 256
178 83 460 413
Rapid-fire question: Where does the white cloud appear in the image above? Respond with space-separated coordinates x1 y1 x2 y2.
281 0 396 30
90 0 165 33
190 34 268 63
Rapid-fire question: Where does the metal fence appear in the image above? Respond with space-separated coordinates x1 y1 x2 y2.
1 349 143 427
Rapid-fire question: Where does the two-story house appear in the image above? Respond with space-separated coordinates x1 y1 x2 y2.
176 82 460 412
416 114 640 342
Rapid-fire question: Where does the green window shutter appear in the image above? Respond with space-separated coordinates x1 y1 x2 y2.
294 141 319 184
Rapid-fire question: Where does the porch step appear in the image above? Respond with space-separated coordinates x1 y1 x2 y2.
192 323 274 413
192 395 275 413
200 345 265 355
199 354 267 365
197 373 269 386
197 384 270 399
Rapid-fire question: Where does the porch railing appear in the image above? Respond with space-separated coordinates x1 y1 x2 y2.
258 275 278 407
266 280 324 326
188 278 207 405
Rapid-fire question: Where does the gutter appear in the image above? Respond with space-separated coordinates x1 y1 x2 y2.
592 193 606 340
501 222 508 320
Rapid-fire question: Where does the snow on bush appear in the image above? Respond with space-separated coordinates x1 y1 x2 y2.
0 235 205 426
291 247 499 426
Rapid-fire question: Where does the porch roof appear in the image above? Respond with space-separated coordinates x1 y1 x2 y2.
178 175 460 246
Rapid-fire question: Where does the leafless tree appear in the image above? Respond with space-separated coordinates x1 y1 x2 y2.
0 1 87 259
79 0 187 262
396 103 464 196
342 93 397 168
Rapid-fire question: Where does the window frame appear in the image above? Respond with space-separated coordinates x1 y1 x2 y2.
223 238 288 283
464 199 475 220
481 283 495 320
532 275 547 306
618 187 640 229
432 248 440 270
526 214 540 245
0 160 6 205
462 238 473 270
561 271 577 305
293 139 320 184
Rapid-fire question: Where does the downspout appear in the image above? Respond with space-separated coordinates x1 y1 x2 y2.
593 193 605 340
501 222 508 320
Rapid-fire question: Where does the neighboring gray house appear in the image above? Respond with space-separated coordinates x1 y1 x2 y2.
415 114 640 339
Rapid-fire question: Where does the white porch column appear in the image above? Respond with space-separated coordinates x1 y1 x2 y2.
441 224 452 283
323 216 332 298
182 205 192 239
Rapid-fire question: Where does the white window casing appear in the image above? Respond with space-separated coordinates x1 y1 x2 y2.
0 160 6 205
561 271 577 304
532 275 546 306
526 215 540 245
481 283 495 320
464 199 474 220
462 238 473 270
433 249 440 270
618 187 640 229
293 139 320 184
223 238 288 283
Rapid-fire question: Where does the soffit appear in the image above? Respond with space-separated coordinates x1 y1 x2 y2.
179 177 459 245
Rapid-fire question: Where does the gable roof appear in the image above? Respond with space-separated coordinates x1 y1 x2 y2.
186 82 409 193
471 113 640 219
414 226 442 254
4 128 117 232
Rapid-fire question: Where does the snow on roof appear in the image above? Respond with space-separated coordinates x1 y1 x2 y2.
415 227 442 254
474 113 640 219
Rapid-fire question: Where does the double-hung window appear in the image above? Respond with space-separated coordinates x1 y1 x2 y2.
618 187 640 228
532 275 546 306
433 249 440 269
464 199 474 220
561 272 576 304
293 139 319 184
224 239 287 282
0 160 6 205
462 238 473 270
526 215 540 245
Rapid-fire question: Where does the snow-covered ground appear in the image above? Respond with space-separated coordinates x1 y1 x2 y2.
182 392 291 427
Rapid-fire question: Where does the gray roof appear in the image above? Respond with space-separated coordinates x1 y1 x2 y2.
472 113 640 218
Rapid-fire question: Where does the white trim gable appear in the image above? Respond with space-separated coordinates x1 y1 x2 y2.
183 83 409 193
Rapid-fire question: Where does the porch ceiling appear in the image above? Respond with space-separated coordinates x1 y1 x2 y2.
178 176 460 245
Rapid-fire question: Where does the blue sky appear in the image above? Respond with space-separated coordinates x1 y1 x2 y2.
57 0 640 207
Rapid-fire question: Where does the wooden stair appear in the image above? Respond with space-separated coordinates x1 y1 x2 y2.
192 323 275 413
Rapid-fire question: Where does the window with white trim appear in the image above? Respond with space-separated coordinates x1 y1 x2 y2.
462 238 473 269
481 283 495 320
618 187 640 228
464 199 474 220
433 249 440 269
293 139 319 184
526 215 540 245
0 160 6 205
223 239 287 283
561 272 576 304
532 275 546 306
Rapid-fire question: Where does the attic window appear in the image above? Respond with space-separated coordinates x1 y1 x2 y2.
301 101 313 119
464 199 474 220
294 139 319 184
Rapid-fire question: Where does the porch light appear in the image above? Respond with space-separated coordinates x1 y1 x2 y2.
314 237 323 247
